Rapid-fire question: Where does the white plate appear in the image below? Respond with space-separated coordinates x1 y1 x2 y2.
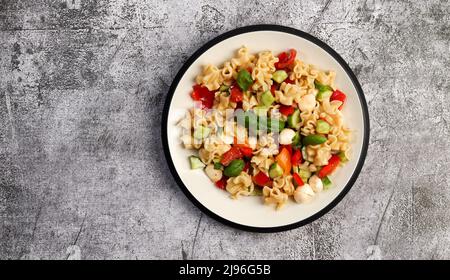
162 25 369 232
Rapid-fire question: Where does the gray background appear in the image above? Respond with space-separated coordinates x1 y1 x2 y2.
0 0 449 260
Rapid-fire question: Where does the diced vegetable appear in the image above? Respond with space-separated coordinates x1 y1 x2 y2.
193 125 210 140
269 163 284 179
291 149 302 166
239 146 253 158
235 110 257 130
219 84 230 92
224 159 245 177
321 176 332 190
279 105 295 116
275 49 297 69
243 161 250 172
272 70 288 83
250 187 263 196
230 86 243 103
293 173 304 187
292 133 301 149
338 151 349 163
316 90 332 102
191 85 215 109
287 109 301 129
284 78 295 84
276 147 291 176
258 117 285 133
215 177 227 189
317 155 340 178
316 119 331 134
302 134 327 146
253 106 268 116
267 118 285 133
253 171 271 186
314 81 333 101
189 156 205 169
280 144 292 156
220 146 242 166
298 169 311 183
270 84 278 95
261 90 275 106
236 69 253 91
330 89 346 110
214 162 223 170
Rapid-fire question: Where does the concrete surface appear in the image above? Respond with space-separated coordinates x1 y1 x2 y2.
0 0 449 260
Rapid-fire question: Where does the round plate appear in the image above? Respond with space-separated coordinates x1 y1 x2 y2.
162 25 369 232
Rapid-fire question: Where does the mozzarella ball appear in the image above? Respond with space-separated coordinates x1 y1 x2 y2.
298 94 316 112
309 175 323 193
205 164 223 182
279 128 296 145
293 184 316 203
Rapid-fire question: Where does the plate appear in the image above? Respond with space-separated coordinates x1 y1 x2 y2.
162 25 369 232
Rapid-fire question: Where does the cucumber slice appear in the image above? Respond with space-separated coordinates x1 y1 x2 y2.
287 109 301 129
298 169 311 183
302 134 327 146
189 156 205 169
193 125 210 140
272 70 288 83
321 176 332 190
269 163 284 178
253 106 268 116
261 90 275 106
338 151 349 163
316 90 332 101
316 119 331 134
258 118 285 133
236 69 253 91
250 187 263 196
292 132 301 149
219 84 229 92
315 81 333 101
267 118 285 133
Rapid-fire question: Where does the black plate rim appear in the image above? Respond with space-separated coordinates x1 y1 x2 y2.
161 24 370 233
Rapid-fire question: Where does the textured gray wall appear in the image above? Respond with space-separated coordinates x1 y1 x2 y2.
0 0 449 260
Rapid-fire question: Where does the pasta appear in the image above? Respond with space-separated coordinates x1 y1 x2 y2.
181 47 352 210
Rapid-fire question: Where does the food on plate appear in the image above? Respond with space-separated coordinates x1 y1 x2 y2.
179 47 351 209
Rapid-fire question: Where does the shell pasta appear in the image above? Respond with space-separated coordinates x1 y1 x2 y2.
181 47 351 210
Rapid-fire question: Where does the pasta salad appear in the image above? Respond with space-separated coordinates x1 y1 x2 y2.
178 47 351 209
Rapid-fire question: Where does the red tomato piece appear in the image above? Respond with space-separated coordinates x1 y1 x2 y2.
220 146 242 166
293 173 304 187
191 85 214 109
279 105 295 116
291 149 302 166
253 171 271 187
318 155 340 178
239 146 253 158
270 84 278 95
243 161 250 172
284 78 295 84
275 49 297 70
230 86 243 103
330 89 346 110
215 177 227 189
